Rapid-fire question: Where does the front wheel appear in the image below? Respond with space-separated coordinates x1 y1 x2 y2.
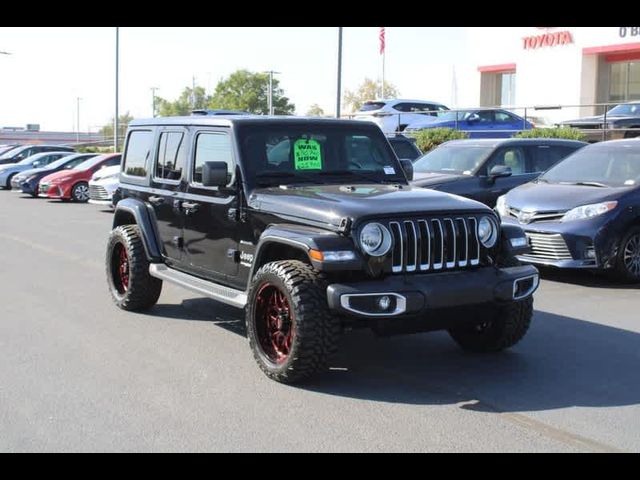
245 260 339 384
614 227 640 282
106 225 162 311
72 182 90 202
448 297 533 352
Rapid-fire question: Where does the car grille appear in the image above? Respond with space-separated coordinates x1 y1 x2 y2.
89 184 110 201
521 232 572 261
506 207 565 224
386 217 481 273
566 123 602 130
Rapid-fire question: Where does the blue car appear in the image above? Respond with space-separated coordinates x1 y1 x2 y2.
11 153 98 196
405 108 534 138
0 151 74 189
496 139 640 282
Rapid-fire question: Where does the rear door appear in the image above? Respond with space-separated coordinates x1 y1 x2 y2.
494 111 527 138
150 127 189 265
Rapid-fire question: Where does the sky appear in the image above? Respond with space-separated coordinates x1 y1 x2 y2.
0 27 470 132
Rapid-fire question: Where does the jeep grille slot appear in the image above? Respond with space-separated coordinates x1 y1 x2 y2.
389 217 480 273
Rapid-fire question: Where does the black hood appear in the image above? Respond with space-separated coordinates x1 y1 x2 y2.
249 184 490 228
506 182 629 212
561 114 630 125
412 171 466 187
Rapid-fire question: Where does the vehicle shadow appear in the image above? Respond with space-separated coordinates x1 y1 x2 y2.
148 297 640 413
538 266 640 290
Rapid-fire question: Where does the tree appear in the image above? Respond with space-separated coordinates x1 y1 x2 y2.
100 112 134 140
306 104 325 117
343 78 400 112
156 86 209 117
209 69 295 115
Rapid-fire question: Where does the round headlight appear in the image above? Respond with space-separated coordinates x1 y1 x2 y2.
478 216 498 248
359 223 392 256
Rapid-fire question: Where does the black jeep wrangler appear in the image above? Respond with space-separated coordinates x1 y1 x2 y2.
106 116 539 383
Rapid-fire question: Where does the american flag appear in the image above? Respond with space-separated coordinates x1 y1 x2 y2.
379 27 385 55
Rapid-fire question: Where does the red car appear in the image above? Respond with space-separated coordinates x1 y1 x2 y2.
38 153 121 202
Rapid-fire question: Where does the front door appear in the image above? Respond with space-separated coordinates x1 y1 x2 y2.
479 146 536 207
150 127 189 265
182 128 239 283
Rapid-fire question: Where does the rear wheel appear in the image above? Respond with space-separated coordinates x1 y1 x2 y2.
614 227 640 282
106 225 162 311
5 173 16 190
245 260 339 384
72 182 90 202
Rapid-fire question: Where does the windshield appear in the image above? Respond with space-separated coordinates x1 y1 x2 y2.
540 146 640 187
73 155 107 171
413 145 494 174
434 110 476 122
0 145 27 160
0 145 19 156
17 154 45 166
607 103 640 116
237 125 407 188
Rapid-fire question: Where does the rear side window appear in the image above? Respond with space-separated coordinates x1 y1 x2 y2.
156 131 187 181
528 145 579 173
359 102 386 112
123 130 153 177
193 132 233 185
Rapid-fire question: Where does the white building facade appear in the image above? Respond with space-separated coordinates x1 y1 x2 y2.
459 27 640 121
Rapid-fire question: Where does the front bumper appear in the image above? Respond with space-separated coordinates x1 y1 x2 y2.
327 265 539 320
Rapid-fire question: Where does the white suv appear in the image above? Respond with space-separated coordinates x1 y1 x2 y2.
353 99 449 134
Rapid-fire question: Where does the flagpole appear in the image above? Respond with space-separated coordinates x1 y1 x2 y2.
382 50 385 99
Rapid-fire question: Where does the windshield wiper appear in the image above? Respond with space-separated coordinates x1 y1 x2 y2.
561 181 608 188
536 177 549 183
318 170 403 184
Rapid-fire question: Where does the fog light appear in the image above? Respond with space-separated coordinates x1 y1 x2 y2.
378 295 391 311
585 248 596 259
510 236 528 248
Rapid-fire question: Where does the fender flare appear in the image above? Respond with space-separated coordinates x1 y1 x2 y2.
112 197 163 261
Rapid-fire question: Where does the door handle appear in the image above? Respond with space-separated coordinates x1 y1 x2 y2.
148 195 165 205
181 201 200 214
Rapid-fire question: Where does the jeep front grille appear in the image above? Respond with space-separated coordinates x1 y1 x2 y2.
388 217 480 273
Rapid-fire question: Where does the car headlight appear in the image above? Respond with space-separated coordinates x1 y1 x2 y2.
359 222 392 256
495 195 508 217
478 216 498 248
561 201 617 222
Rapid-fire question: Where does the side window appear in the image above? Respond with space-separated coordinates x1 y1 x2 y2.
155 131 187 181
486 147 526 175
15 149 31 161
476 111 494 123
528 145 576 173
123 130 153 177
393 103 411 112
495 112 516 123
390 140 420 160
193 132 233 185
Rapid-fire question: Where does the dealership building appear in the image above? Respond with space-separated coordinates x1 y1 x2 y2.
459 27 640 121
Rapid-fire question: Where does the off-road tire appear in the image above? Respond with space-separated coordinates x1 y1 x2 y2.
106 225 162 311
246 260 340 384
448 253 533 352
613 226 640 283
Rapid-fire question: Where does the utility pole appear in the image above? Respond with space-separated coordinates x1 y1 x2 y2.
192 75 196 108
76 97 82 144
151 87 158 117
336 27 343 118
114 27 119 152
264 70 280 115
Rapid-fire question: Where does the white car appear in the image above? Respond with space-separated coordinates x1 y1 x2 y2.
88 165 120 208
353 99 449 134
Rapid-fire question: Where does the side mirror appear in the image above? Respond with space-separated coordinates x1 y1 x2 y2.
489 165 512 181
399 158 414 181
202 161 229 187
467 113 480 123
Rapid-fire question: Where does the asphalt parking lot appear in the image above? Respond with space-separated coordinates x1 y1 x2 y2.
1 191 639 452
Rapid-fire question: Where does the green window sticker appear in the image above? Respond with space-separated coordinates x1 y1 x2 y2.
294 138 322 170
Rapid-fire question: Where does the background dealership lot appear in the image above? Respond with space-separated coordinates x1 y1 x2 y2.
1 194 638 452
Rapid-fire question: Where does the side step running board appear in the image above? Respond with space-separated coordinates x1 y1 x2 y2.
149 264 247 308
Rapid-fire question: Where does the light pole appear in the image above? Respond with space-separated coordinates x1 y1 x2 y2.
264 70 280 115
114 27 119 152
151 87 159 117
76 97 82 144
336 27 343 118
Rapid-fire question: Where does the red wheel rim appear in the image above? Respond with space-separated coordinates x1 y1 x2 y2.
112 243 129 294
254 283 295 364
